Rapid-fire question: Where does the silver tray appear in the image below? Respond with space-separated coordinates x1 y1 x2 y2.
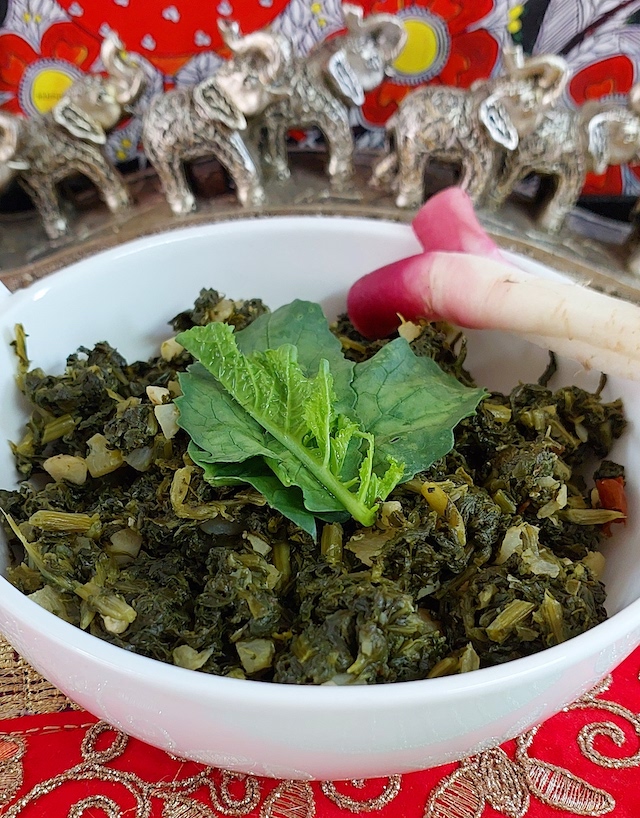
1 152 639 304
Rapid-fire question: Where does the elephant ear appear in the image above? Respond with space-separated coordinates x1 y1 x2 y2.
52 100 106 145
326 50 365 106
587 114 610 176
193 78 247 130
479 95 519 151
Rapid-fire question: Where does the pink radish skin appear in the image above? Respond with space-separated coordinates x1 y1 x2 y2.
411 187 503 261
347 251 640 379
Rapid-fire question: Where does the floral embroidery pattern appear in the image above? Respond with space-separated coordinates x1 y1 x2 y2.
357 0 502 128
423 737 615 817
0 21 100 115
0 736 25 808
1 653 640 816
1 0 640 192
0 719 403 817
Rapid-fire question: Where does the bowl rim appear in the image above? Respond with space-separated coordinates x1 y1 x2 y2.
1 214 637 705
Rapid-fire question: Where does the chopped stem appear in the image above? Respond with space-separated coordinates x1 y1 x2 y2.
257 413 378 526
29 511 97 533
41 414 76 444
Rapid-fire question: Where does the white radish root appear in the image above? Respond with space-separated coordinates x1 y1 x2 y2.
347 250 640 380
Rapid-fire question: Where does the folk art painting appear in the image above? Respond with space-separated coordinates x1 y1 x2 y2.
1 0 640 197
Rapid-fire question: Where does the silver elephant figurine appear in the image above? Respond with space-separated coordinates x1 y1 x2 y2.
142 22 292 215
0 33 144 239
370 46 568 209
490 82 640 234
259 3 406 186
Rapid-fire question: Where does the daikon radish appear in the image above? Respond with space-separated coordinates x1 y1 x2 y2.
520 334 640 381
347 251 640 380
411 186 504 261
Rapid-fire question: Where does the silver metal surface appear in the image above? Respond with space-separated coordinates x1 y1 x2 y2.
258 3 406 186
370 47 569 210
142 21 293 215
1 153 639 310
489 84 640 235
0 34 144 239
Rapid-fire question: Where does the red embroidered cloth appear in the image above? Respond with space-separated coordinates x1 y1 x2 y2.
2 649 640 817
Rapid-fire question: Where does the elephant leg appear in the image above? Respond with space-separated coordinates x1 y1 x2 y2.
370 151 398 190
458 154 493 206
220 132 265 207
395 136 428 209
154 156 196 215
264 119 290 181
20 175 68 239
80 160 131 213
486 161 523 211
316 114 354 186
536 171 584 234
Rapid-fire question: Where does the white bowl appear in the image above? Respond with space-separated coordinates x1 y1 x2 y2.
1 216 640 780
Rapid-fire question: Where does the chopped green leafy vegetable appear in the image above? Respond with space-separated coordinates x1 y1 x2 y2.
0 290 626 684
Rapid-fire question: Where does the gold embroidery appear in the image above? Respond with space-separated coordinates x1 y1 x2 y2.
567 683 640 769
0 637 635 818
0 735 25 807
68 795 122 817
423 766 484 818
162 796 217 817
0 637 77 718
81 722 129 764
4 765 153 817
320 776 401 812
518 756 614 816
476 748 529 818
423 730 615 818
209 770 261 815
515 729 614 816
1 720 219 817
260 781 315 818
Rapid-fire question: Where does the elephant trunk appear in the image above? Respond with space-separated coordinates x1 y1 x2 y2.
221 24 292 88
502 46 569 107
101 32 145 106
343 3 407 62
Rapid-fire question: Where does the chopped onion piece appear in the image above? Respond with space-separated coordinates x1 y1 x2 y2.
43 454 88 485
154 403 180 439
86 434 123 478
146 385 171 405
160 337 184 361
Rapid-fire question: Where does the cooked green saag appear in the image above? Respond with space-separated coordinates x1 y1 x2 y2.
0 289 627 684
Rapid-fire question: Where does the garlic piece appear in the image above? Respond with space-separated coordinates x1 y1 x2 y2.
146 385 171 406
85 434 123 478
154 403 180 440
160 336 184 361
43 454 88 485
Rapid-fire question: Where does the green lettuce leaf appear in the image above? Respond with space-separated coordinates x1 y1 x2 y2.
188 442 320 537
176 300 486 532
176 363 278 463
177 322 402 527
235 300 355 414
352 338 487 479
